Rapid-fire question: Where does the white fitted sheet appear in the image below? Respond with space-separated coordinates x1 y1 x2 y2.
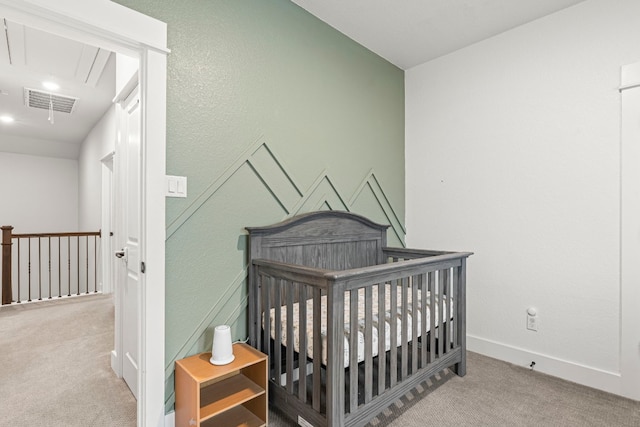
265 284 452 367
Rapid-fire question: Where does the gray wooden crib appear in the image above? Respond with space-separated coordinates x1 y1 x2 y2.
246 211 472 427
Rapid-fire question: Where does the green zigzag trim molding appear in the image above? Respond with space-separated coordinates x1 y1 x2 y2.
166 137 403 240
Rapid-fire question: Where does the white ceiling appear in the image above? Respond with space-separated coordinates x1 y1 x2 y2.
0 18 115 159
0 2 589 160
291 0 589 69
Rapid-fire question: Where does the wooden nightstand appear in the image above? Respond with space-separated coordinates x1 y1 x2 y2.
175 343 268 427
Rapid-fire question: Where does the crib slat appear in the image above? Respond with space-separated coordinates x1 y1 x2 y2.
452 267 458 351
429 272 436 363
448 268 452 351
443 268 450 354
262 275 272 371
274 279 282 383
441 269 447 355
286 280 295 393
299 285 308 402
349 289 358 413
438 270 444 356
326 284 345 427
401 277 408 380
390 279 398 388
312 287 322 412
377 282 386 394
249 265 256 349
411 275 419 374
455 259 467 376
420 273 427 368
364 285 373 403
252 267 268 351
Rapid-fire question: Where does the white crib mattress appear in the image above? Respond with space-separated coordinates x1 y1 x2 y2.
265 284 452 368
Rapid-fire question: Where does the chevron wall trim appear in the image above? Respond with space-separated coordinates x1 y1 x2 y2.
164 139 404 409
166 138 403 241
352 171 406 244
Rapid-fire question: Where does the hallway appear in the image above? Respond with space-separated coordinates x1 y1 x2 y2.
0 294 136 426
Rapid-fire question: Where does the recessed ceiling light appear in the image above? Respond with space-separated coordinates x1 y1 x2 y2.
42 81 60 91
0 115 15 124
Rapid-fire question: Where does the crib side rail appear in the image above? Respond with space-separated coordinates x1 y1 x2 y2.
327 251 472 291
383 246 455 259
332 252 470 427
252 259 331 288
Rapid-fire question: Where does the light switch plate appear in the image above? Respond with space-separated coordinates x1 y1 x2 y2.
166 175 187 198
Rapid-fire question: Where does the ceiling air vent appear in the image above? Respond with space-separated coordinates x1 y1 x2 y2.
23 88 78 114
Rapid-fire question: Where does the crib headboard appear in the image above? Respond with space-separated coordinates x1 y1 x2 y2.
246 211 390 271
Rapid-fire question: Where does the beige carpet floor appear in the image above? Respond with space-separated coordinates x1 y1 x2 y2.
5 295 638 426
269 352 640 426
0 294 136 426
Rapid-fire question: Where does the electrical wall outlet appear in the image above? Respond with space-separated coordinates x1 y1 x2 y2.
527 313 538 331
526 307 538 331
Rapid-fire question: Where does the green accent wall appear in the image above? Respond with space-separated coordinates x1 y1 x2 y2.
114 0 405 410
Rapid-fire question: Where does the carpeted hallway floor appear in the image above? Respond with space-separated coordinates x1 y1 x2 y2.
0 294 136 426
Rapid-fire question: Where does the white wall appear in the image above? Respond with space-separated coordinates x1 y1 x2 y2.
78 105 116 231
0 152 78 232
405 0 640 396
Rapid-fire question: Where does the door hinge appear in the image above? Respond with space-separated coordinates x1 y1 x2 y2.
141 262 146 273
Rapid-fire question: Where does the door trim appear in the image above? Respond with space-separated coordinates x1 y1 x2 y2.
0 1 168 425
100 152 114 295
620 61 640 401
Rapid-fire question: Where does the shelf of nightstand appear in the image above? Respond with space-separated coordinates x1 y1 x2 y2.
201 405 265 427
200 374 265 421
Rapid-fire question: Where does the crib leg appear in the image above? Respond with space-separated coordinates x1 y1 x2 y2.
453 352 466 377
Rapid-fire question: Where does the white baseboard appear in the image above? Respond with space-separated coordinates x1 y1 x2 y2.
467 334 622 396
110 350 119 376
164 411 175 427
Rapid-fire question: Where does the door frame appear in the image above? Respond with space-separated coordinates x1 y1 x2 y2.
100 151 115 295
0 1 168 425
620 61 640 401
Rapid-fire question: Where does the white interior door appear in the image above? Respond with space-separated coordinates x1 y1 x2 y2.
115 85 142 399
